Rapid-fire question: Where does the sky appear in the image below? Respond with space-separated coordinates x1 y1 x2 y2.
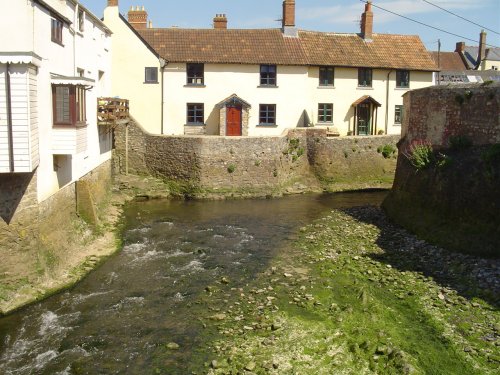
84 0 500 52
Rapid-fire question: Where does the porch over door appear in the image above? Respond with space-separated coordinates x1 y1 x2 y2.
226 106 242 136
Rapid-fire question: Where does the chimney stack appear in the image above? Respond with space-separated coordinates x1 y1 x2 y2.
478 30 487 68
107 0 118 6
213 14 228 29
128 5 148 30
455 42 465 53
282 0 295 28
361 0 373 41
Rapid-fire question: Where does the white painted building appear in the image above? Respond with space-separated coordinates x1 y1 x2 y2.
103 0 437 137
0 0 112 201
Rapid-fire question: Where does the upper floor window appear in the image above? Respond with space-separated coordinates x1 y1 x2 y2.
396 70 410 88
358 68 372 87
318 103 333 123
260 65 276 86
187 63 204 85
319 67 334 86
394 105 403 124
187 103 204 125
52 85 86 126
51 18 63 45
78 10 85 32
145 67 158 83
259 104 276 125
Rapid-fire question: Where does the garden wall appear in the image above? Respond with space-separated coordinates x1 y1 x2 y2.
113 117 399 197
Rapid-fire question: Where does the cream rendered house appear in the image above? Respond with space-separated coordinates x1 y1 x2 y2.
0 0 112 201
104 0 437 136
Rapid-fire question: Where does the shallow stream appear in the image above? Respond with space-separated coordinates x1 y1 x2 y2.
0 192 387 374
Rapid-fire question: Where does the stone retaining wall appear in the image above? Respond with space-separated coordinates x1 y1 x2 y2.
384 83 500 257
113 117 399 197
0 160 113 298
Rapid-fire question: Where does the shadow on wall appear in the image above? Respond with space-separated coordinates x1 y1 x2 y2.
53 155 72 189
0 172 35 224
206 105 220 135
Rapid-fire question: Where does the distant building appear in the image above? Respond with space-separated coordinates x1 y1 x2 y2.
431 32 500 85
104 0 437 137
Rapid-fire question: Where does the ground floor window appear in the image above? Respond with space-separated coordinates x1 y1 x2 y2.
318 103 333 123
187 103 204 124
394 105 403 124
259 104 276 125
52 84 86 126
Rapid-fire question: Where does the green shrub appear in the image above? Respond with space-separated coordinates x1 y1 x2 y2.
227 164 236 173
377 144 396 159
403 140 434 170
448 135 472 151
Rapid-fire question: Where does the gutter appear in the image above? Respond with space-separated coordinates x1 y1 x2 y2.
5 63 14 172
385 69 393 135
160 58 168 135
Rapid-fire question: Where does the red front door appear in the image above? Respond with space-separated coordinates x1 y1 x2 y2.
226 106 242 136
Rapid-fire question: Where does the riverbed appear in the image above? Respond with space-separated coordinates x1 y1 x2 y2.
0 192 388 374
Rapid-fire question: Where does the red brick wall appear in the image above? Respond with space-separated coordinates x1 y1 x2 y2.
401 83 500 149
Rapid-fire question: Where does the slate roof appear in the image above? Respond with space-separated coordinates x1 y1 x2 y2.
430 51 467 71
137 28 438 71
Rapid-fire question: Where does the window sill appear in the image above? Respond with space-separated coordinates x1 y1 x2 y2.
76 31 84 37
395 87 409 90
256 124 278 127
257 85 278 88
185 123 206 126
53 122 88 128
393 123 402 126
144 81 159 84
317 86 335 89
316 122 334 125
51 40 64 47
357 86 373 90
184 84 206 88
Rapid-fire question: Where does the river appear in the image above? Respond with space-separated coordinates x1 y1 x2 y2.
0 191 387 374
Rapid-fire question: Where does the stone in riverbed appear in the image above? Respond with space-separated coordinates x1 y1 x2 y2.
210 313 227 321
166 342 180 350
245 361 256 371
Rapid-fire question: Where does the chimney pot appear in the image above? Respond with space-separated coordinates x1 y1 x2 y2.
107 0 118 7
213 13 228 29
361 0 374 41
128 5 148 30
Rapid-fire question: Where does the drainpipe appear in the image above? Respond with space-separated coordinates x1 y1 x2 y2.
5 63 14 172
385 69 393 135
159 58 167 135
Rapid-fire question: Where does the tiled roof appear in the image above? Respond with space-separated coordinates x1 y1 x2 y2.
430 51 467 71
138 29 308 65
299 31 437 71
137 28 438 71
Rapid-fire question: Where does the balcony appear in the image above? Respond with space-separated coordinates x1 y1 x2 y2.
97 97 129 126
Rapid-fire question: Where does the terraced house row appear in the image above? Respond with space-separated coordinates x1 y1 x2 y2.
103 0 437 137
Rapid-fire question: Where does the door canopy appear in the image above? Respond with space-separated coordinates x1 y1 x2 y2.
351 95 382 108
217 94 251 109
